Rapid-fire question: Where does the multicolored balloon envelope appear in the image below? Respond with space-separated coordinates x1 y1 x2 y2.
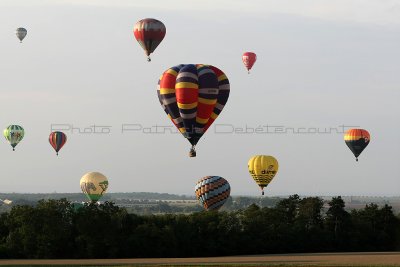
195 176 231 211
248 155 279 195
242 52 257 73
344 129 370 161
157 64 230 157
133 18 166 61
49 131 67 156
16 27 27 43
4 125 24 151
80 172 109 202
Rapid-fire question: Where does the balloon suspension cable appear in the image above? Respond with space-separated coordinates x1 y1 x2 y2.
189 146 197 157
147 56 151 62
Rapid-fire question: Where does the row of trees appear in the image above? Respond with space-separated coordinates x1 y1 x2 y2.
0 195 398 258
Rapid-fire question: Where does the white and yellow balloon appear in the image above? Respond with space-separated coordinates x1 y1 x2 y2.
4 125 24 151
80 172 109 202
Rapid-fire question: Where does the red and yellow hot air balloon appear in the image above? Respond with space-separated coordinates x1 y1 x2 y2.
49 131 67 156
157 64 230 157
344 129 370 161
242 52 257 73
133 18 166 62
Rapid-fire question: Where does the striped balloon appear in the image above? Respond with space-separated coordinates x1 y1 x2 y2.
195 176 231 211
3 125 24 151
344 129 370 161
49 131 67 156
157 64 230 157
133 18 166 61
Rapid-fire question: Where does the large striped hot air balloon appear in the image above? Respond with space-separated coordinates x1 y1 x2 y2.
344 129 370 161
242 52 257 73
133 18 166 62
4 125 24 151
195 176 231 211
49 131 67 156
157 64 230 157
248 155 279 195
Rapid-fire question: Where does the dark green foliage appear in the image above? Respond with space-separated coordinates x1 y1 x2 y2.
4 199 74 258
0 196 398 259
325 196 352 250
350 204 400 251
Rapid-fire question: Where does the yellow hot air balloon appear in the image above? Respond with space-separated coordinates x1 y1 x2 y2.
248 155 279 195
80 172 109 202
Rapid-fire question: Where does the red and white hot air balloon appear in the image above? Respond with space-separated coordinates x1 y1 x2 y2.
133 18 166 62
242 52 257 74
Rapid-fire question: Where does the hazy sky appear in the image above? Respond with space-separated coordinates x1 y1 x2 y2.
0 0 399 196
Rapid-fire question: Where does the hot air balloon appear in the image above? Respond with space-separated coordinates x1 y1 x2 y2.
242 52 257 74
195 176 231 211
4 125 24 151
133 18 166 62
80 172 109 202
248 155 279 195
344 129 370 161
16 28 27 43
157 64 230 157
49 131 67 156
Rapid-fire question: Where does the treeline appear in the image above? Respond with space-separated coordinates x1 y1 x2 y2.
2 193 400 215
0 192 193 203
0 194 284 215
0 195 398 259
116 196 282 214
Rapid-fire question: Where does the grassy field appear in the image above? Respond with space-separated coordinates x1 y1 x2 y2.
0 252 399 266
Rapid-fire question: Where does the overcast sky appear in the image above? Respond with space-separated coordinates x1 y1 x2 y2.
0 0 399 196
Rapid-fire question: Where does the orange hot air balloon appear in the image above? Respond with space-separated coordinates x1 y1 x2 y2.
344 129 370 161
